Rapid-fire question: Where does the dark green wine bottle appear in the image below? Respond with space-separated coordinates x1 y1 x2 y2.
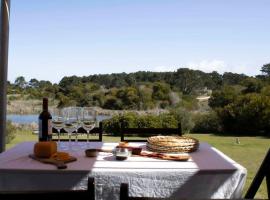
38 98 52 141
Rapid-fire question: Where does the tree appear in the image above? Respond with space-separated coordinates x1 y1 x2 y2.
217 93 270 134
208 86 237 108
222 72 247 85
205 71 222 90
103 96 123 110
29 78 39 88
152 82 170 101
15 76 27 88
174 68 204 94
260 63 270 76
241 77 263 94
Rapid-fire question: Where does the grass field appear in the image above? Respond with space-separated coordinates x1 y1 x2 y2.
5 130 270 199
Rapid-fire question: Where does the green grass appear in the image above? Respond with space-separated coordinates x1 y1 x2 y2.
6 131 270 199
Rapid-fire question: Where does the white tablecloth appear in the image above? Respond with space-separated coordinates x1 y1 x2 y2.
0 142 247 199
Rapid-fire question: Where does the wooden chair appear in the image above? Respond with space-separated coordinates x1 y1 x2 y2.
120 148 270 200
52 121 103 142
0 177 95 200
244 148 270 199
120 123 182 142
120 183 165 200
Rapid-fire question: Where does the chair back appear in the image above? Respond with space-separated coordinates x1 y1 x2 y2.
0 177 95 200
120 123 182 142
120 183 165 200
245 148 270 199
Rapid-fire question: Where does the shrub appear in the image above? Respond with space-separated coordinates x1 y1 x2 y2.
192 112 222 133
170 108 194 133
6 120 16 144
216 93 270 135
102 109 194 135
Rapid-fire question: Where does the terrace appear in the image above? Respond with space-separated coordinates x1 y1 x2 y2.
0 1 269 199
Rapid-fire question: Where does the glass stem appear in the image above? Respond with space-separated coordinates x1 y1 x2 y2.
68 133 71 144
57 130 60 143
57 130 60 149
75 130 78 144
87 131 89 143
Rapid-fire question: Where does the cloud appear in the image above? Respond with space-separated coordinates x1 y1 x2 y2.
152 66 177 72
137 60 261 76
186 60 261 76
186 60 228 73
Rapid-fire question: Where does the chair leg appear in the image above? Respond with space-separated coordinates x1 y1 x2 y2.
88 177 95 200
245 148 270 199
99 122 103 141
266 173 270 200
120 183 129 200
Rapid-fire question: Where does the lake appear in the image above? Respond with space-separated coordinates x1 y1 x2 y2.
7 114 112 124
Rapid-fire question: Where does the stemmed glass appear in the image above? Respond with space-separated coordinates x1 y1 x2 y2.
63 107 80 151
82 107 96 147
51 108 64 149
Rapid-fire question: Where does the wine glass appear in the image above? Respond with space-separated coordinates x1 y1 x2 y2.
51 108 64 148
63 107 80 150
82 107 96 147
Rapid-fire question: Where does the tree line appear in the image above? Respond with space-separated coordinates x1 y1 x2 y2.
7 63 270 135
8 67 251 110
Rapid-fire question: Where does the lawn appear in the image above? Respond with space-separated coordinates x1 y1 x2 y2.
5 131 270 199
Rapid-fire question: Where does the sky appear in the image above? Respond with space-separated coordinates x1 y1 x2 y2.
8 0 270 83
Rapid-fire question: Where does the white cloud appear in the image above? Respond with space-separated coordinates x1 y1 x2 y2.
186 60 261 76
186 60 228 73
152 66 177 72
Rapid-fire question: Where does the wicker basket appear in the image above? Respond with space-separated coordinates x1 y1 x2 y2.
146 135 199 153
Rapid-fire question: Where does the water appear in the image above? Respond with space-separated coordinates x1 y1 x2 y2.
7 114 112 124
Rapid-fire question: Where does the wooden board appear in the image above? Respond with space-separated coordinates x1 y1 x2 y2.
137 152 190 161
29 154 77 169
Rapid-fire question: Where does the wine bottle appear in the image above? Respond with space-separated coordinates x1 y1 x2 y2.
38 97 52 141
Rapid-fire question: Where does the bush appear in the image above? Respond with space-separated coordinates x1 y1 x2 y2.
102 109 193 135
6 120 16 144
170 108 194 133
216 93 270 135
192 112 222 133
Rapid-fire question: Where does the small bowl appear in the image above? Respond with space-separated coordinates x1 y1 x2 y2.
131 147 142 155
85 149 98 157
113 147 131 161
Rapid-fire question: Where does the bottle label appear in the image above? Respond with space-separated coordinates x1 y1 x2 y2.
48 119 52 135
38 119 52 139
38 119 42 139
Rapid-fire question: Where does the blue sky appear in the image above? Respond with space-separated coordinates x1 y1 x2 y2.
8 0 270 83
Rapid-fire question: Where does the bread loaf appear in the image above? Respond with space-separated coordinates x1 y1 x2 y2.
34 141 57 158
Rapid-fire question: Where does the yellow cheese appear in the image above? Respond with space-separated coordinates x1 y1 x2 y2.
34 141 57 158
50 152 70 161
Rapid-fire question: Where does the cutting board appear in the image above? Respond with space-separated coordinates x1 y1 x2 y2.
138 152 190 161
29 154 77 169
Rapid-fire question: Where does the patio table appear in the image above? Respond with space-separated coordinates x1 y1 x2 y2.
0 141 246 199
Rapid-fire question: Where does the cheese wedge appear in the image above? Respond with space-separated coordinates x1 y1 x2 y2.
34 141 57 158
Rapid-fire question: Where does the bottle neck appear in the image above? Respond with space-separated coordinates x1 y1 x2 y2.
43 98 48 111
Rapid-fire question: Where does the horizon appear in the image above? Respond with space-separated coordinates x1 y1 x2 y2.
8 67 258 84
8 0 270 83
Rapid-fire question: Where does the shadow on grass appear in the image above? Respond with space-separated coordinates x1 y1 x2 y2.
191 132 270 138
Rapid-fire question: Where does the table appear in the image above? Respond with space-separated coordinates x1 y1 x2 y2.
0 142 247 199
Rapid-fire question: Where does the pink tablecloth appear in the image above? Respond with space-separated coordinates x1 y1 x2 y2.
0 142 247 199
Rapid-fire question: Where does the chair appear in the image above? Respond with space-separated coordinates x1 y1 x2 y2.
0 177 95 200
120 183 165 200
244 148 270 199
120 123 182 142
52 121 103 142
